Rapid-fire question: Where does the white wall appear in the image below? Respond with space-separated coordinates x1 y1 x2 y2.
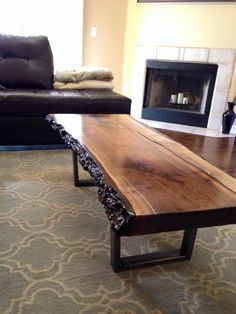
0 0 84 71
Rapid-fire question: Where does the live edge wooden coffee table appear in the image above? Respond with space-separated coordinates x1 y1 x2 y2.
46 114 236 272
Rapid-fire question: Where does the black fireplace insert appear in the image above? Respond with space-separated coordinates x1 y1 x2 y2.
142 60 218 127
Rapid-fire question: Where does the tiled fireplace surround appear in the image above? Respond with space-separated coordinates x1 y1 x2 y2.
131 46 236 137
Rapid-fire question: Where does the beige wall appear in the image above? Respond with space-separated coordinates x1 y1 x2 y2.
83 1 236 99
123 0 236 99
131 2 236 48
83 0 128 93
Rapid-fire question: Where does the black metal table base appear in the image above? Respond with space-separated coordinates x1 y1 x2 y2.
72 150 95 187
111 228 198 272
72 149 198 272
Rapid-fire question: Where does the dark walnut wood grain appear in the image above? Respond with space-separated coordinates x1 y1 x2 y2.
47 114 236 237
157 129 236 178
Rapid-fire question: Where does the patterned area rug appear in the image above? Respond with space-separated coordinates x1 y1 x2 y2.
0 150 236 314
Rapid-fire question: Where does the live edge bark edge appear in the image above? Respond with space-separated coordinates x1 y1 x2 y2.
46 115 135 232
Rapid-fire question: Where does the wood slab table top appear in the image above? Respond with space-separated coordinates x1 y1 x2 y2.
47 114 236 236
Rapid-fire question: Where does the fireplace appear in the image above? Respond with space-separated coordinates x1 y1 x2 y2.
142 60 218 128
131 46 235 133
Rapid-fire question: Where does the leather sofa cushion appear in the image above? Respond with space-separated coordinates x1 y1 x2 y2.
0 34 54 89
0 89 131 116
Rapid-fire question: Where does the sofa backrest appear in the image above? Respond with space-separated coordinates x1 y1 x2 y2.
0 34 54 89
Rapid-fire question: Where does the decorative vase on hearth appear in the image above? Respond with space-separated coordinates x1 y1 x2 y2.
222 102 236 134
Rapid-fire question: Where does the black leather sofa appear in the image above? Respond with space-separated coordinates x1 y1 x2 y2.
0 34 131 146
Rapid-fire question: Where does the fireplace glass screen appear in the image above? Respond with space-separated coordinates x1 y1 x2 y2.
142 60 218 127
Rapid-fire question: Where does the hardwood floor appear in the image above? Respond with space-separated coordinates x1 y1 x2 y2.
158 129 236 178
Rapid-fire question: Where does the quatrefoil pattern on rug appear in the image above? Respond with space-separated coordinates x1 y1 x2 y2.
0 150 236 313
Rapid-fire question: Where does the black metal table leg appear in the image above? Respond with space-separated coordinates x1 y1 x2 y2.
111 228 122 272
72 150 95 187
110 228 198 272
180 228 198 259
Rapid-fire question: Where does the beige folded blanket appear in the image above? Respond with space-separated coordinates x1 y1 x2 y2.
55 66 114 83
53 80 114 90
